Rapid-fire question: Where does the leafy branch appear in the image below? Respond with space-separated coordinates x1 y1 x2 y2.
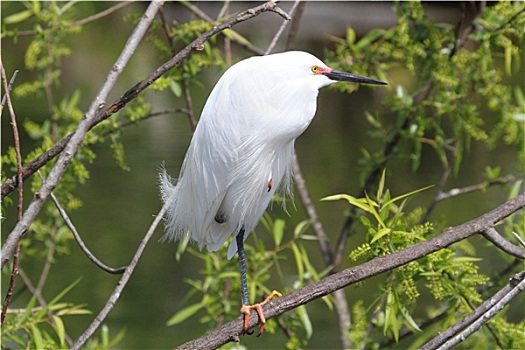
176 193 525 349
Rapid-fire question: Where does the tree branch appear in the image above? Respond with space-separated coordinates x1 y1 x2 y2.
481 227 525 259
14 2 134 37
420 270 525 350
264 0 297 55
47 181 127 274
0 62 23 327
0 69 18 109
70 204 167 349
175 193 525 349
435 174 525 202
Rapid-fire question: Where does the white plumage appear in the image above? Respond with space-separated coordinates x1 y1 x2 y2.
160 51 385 259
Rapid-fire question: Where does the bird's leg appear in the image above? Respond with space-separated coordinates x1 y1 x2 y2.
236 229 282 336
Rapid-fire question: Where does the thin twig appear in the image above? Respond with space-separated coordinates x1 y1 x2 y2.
1 0 164 268
182 79 197 132
14 2 134 37
0 69 18 109
35 227 57 294
513 231 525 247
285 1 306 50
264 0 297 55
420 270 525 350
0 61 23 327
292 154 333 266
183 1 265 56
421 162 453 223
71 203 167 349
436 174 525 202
41 172 127 274
102 108 190 137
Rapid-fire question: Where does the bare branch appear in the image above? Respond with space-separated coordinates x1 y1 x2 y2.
420 270 525 350
14 2 134 37
183 2 265 55
70 203 167 349
513 231 525 247
285 1 306 50
175 193 525 349
435 174 525 202
292 154 333 266
0 69 18 109
0 61 23 327
46 181 127 274
182 79 197 132
264 0 297 55
481 227 525 259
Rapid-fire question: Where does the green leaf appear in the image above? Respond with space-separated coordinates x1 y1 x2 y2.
101 324 109 347
52 315 66 347
4 10 33 24
49 278 82 306
377 169 387 200
31 324 44 349
273 218 285 247
166 302 204 326
294 219 312 239
297 305 313 339
383 185 433 208
397 299 421 332
322 194 377 214
291 242 304 283
170 81 182 97
355 28 386 51
370 227 392 244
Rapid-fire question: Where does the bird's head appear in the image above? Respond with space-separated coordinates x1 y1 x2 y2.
254 51 387 91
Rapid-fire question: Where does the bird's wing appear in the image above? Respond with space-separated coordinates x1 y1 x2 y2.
160 76 242 252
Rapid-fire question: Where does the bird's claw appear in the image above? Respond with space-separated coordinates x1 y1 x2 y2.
240 290 282 336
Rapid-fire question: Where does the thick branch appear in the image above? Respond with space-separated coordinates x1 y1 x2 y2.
176 193 525 349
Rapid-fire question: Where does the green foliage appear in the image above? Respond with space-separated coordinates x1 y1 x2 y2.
326 1 525 177
147 18 225 105
324 169 521 346
1 280 90 348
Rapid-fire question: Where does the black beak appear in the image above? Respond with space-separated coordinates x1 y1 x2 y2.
323 70 387 85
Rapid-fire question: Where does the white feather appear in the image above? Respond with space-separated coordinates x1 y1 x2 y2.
160 51 337 259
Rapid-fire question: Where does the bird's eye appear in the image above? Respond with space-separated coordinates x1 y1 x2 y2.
311 65 319 74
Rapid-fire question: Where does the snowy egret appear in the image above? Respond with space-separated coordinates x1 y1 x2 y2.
160 51 386 334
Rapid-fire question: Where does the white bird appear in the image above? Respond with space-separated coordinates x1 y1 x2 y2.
160 51 386 334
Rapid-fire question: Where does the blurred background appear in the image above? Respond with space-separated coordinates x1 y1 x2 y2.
2 1 523 349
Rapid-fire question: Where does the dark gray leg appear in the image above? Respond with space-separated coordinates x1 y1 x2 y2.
236 228 250 307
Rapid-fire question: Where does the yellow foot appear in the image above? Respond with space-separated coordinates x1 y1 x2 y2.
240 290 282 336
